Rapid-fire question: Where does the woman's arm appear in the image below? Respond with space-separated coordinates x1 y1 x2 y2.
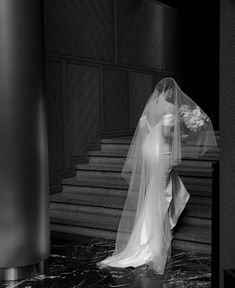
162 113 174 139
162 111 189 143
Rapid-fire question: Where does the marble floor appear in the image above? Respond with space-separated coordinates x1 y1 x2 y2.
2 236 211 288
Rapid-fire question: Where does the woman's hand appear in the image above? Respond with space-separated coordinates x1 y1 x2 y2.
139 115 147 128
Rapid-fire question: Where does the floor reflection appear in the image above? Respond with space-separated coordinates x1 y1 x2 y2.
1 237 211 288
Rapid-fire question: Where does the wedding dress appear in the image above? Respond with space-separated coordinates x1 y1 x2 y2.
98 78 217 274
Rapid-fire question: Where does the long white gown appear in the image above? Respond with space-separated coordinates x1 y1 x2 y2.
99 114 190 274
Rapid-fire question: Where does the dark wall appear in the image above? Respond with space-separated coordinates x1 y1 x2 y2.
43 0 194 193
180 1 220 129
220 0 235 287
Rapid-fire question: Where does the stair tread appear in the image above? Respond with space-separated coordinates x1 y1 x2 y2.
50 192 211 219
89 157 215 167
88 149 219 161
75 162 213 177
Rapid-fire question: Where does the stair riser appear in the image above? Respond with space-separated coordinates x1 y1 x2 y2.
59 189 211 218
63 182 212 197
62 181 212 198
75 166 213 178
101 143 219 153
50 216 211 244
89 151 219 161
50 204 211 230
72 172 212 194
88 156 215 169
51 224 211 254
101 136 220 147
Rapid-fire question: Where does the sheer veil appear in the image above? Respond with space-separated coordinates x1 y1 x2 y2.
111 77 217 258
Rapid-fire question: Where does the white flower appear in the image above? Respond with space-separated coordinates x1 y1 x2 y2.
196 120 204 127
183 111 190 119
179 104 209 133
189 116 197 124
192 107 201 117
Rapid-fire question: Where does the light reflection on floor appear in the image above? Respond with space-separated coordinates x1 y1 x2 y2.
2 237 211 288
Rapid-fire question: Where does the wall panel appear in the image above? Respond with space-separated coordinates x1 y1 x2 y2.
44 0 114 62
130 72 153 129
43 0 189 193
165 7 183 73
67 64 100 157
45 60 65 186
103 68 129 132
117 0 163 69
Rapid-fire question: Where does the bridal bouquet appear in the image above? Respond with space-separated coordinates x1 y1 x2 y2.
179 104 210 133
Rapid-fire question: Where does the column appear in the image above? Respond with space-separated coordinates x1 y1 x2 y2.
0 0 50 280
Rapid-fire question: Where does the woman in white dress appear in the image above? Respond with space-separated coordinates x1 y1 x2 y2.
98 78 217 274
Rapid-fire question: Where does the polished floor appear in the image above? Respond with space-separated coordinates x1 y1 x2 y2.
2 236 211 288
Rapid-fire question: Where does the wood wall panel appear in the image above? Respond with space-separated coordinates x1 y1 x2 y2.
165 7 183 73
43 0 192 194
44 0 114 62
117 0 163 69
103 68 129 132
130 72 153 129
45 60 65 186
67 64 100 157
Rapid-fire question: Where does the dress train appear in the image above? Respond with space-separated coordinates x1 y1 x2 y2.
99 121 190 274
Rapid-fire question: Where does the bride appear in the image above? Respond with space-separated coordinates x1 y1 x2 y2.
98 78 217 274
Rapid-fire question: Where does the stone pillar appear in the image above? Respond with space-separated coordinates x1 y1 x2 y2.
0 0 50 280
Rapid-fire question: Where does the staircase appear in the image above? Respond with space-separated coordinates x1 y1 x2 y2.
50 133 220 254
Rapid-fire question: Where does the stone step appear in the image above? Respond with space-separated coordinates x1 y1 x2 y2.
101 137 219 146
50 224 211 254
75 162 214 178
101 143 220 153
51 192 211 219
61 185 212 205
88 148 219 161
66 171 212 196
50 201 211 243
101 133 220 146
89 156 215 168
62 176 212 197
